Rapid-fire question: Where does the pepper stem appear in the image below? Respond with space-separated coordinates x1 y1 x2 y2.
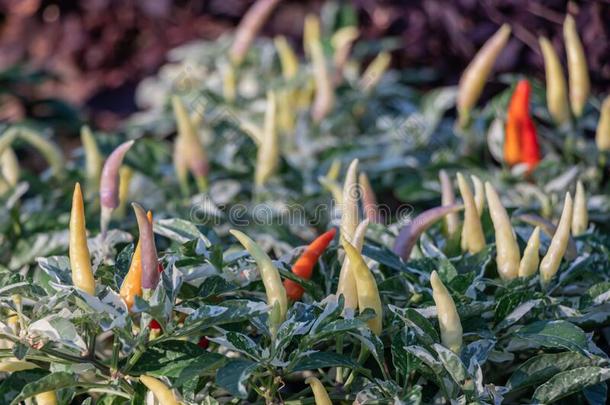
100 206 113 239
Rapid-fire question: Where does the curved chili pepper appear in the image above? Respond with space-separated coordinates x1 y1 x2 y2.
229 0 281 66
457 24 511 127
229 230 288 324
172 96 209 193
305 376 333 405
0 146 19 193
307 15 335 122
572 181 588 236
80 126 103 192
518 226 540 278
359 172 381 224
457 173 485 254
18 128 65 179
120 211 153 310
360 51 391 92
596 96 610 152
430 271 462 353
538 37 570 125
275 36 298 80
540 193 573 286
393 204 464 261
337 220 368 310
342 238 382 335
318 159 343 204
254 91 279 188
132 203 159 293
439 170 460 237
283 228 337 301
100 140 135 237
331 26 359 75
140 375 180 405
485 182 520 280
69 183 96 295
564 15 590 118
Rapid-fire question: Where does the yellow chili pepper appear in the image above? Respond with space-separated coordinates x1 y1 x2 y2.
229 0 281 66
34 391 57 405
331 26 359 72
69 183 95 295
336 159 360 309
0 147 19 194
359 51 391 92
457 173 485 254
596 96 610 152
485 182 520 280
0 360 38 372
342 238 382 335
306 15 334 122
564 15 590 118
229 230 288 324
430 271 462 353
274 36 299 80
471 174 485 217
439 170 460 238
337 219 368 310
538 37 570 125
518 226 540 278
116 166 134 219
303 14 320 59
540 193 574 286
457 24 511 127
254 91 279 188
139 375 180 405
572 180 588 236
172 96 209 193
80 126 103 192
120 211 153 310
305 376 332 405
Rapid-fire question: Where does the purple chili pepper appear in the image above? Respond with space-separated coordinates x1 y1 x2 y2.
99 140 134 237
393 204 464 261
132 202 159 291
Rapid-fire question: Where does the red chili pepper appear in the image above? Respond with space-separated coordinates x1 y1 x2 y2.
504 80 541 170
283 228 337 301
150 320 161 331
198 337 209 349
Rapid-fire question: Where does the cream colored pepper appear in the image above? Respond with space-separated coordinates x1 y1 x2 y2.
538 37 570 125
140 375 180 405
471 175 485 217
564 15 590 117
596 96 610 152
457 173 485 253
69 183 95 295
540 193 574 285
439 170 460 238
485 182 520 280
254 91 279 187
518 226 541 278
430 271 462 353
337 220 368 310
572 181 588 236
305 376 332 405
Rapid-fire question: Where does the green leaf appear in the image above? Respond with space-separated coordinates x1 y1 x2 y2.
514 320 589 354
215 359 259 399
532 367 610 404
0 369 48 404
433 344 473 392
507 352 596 392
12 372 77 404
154 218 211 245
290 351 361 372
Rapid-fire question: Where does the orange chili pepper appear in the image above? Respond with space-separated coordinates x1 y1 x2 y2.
283 228 337 301
504 80 541 170
119 211 153 310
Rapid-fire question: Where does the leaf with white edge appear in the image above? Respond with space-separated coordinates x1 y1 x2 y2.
514 320 589 355
36 256 72 286
154 218 211 245
433 343 473 392
215 359 259 399
11 372 77 405
28 312 87 351
495 299 542 331
290 351 361 373
532 367 610 404
209 332 260 360
507 352 597 392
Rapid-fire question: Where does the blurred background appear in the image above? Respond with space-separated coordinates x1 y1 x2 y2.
0 0 608 131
